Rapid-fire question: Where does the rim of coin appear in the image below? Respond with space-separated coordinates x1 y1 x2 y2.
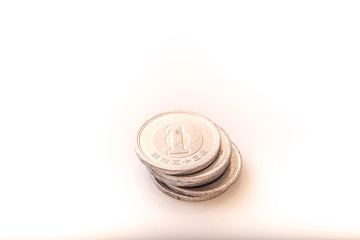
149 126 232 187
153 143 242 201
152 176 212 202
135 111 221 175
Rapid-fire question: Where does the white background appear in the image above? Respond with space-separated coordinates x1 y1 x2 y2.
1 1 360 239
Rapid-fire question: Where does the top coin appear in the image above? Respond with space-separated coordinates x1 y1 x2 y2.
135 111 221 175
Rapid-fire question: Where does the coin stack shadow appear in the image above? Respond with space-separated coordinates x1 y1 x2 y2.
135 111 242 201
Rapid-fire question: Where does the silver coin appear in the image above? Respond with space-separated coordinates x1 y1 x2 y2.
149 127 231 187
135 111 221 175
152 143 242 201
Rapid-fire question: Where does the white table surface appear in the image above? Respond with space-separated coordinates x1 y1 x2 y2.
1 1 360 239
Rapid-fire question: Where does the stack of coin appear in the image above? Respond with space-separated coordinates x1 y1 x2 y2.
135 111 242 201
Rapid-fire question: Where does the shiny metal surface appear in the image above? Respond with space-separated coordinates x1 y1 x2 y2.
150 127 231 187
135 111 221 175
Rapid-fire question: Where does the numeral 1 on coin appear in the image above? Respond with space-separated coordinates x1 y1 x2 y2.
166 126 188 155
